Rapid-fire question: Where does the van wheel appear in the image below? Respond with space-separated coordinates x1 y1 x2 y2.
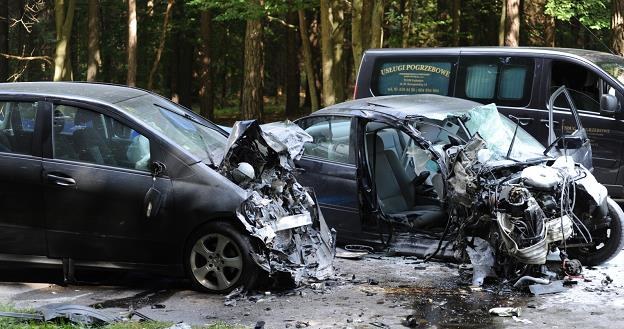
568 198 624 266
185 221 260 293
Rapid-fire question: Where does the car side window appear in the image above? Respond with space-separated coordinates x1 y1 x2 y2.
299 116 354 164
0 101 39 155
457 56 534 107
53 105 151 171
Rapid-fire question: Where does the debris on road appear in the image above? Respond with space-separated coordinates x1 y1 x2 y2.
488 307 521 317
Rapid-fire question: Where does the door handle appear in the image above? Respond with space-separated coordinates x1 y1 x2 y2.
539 119 560 125
46 173 76 187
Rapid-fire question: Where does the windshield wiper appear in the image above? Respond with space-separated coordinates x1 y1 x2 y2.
505 115 533 159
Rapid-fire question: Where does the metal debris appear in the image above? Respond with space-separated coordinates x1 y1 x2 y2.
528 280 565 295
0 304 121 325
488 307 521 317
219 120 336 284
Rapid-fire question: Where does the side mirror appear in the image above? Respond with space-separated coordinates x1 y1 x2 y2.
600 94 619 116
149 161 166 177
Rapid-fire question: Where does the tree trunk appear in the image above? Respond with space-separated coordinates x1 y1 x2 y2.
332 1 346 103
127 0 137 86
523 0 554 47
352 0 363 71
53 0 76 81
87 0 101 81
241 12 264 120
198 10 214 120
148 0 174 90
320 0 335 106
298 9 318 113
498 0 506 46
504 0 519 47
451 0 461 46
285 11 300 118
614 0 624 55
0 0 8 81
370 0 384 48
178 36 193 108
401 0 413 48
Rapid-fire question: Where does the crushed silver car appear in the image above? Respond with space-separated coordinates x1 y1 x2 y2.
295 89 623 287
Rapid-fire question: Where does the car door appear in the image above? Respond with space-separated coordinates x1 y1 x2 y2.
42 101 172 264
546 86 593 169
294 116 362 240
0 100 47 257
544 58 624 196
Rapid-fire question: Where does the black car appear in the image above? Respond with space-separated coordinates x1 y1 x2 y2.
295 93 623 285
0 82 334 293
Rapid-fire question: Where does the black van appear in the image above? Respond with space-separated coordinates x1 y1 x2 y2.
354 47 624 199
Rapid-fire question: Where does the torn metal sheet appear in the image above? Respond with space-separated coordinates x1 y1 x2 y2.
0 304 121 326
219 120 336 284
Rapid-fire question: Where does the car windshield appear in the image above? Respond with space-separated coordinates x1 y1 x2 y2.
410 104 548 162
116 94 227 164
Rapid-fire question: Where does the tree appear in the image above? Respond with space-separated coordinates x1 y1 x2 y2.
285 11 300 117
127 0 137 86
524 0 555 46
298 9 319 112
148 0 174 89
321 0 346 106
401 0 413 48
504 0 519 47
499 0 505 46
0 0 8 81
241 0 264 120
87 0 101 81
451 0 461 46
198 10 214 120
613 0 624 55
53 0 76 81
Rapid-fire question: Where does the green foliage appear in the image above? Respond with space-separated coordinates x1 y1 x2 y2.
188 0 316 21
545 0 610 30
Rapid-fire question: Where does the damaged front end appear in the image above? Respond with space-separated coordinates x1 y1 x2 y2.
447 134 614 287
219 120 336 284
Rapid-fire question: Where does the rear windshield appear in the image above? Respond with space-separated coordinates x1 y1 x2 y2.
373 60 454 96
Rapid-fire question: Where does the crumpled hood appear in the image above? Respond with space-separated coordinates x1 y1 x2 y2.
218 120 336 283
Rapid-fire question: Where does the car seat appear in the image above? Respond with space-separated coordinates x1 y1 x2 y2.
72 109 117 166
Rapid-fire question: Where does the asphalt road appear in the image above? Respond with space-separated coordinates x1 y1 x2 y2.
0 252 623 328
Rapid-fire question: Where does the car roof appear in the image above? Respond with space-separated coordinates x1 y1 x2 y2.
364 46 621 63
0 82 149 104
313 94 483 120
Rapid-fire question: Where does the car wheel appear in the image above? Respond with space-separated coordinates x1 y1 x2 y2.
185 221 260 293
568 198 624 266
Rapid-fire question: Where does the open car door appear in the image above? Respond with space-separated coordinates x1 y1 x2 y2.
547 86 593 170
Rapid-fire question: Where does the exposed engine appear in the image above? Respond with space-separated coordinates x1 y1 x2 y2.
446 136 610 285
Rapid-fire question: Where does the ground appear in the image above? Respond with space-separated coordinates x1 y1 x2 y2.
0 252 623 329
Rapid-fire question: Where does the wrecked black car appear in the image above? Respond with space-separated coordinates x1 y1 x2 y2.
0 82 334 293
295 90 623 285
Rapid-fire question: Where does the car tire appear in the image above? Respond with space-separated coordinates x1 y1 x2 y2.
184 221 260 293
568 198 624 266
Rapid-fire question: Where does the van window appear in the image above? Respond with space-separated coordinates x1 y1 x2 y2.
373 60 454 96
550 61 601 113
457 56 534 107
